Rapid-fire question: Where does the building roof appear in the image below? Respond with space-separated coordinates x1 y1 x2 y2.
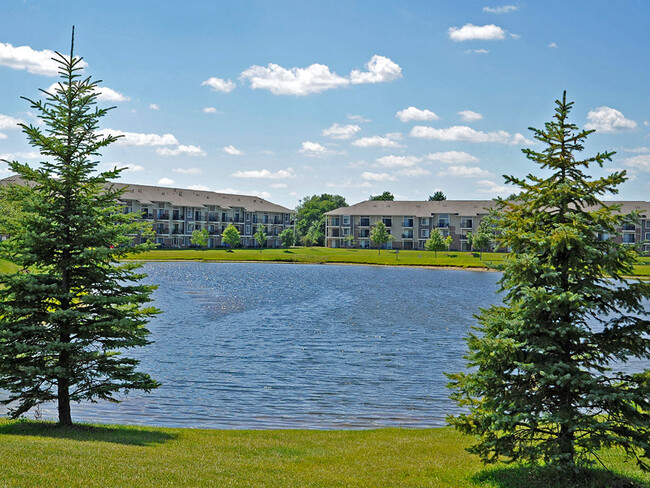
0 176 295 214
324 199 650 218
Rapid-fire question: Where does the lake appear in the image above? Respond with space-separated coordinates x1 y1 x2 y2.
8 261 643 429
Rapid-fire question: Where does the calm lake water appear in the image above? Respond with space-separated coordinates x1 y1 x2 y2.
7 262 645 429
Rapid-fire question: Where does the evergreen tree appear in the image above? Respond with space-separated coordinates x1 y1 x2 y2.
428 191 447 201
254 224 267 251
448 92 650 474
425 230 452 257
0 31 159 426
370 221 394 255
221 224 240 251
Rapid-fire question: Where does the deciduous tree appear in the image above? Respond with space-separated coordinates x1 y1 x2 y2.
190 228 209 248
370 221 394 255
221 224 240 251
425 230 452 257
295 194 347 244
253 224 267 251
447 92 650 475
0 31 159 426
278 228 295 249
369 191 394 201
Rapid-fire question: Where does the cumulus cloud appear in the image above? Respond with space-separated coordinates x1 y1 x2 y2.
149 103 159 110
476 179 510 195
0 42 87 76
46 83 130 102
622 146 650 153
483 5 519 13
466 49 490 54
548 42 558 49
448 24 506 41
299 141 330 156
396 167 431 177
201 77 236 93
269 183 288 188
239 55 401 96
158 178 175 186
117 163 145 172
375 155 422 168
223 145 243 155
231 168 295 179
322 123 361 140
188 184 211 191
326 179 373 189
361 171 396 182
0 133 6 140
458 110 483 122
426 151 480 164
203 107 217 113
172 167 203 175
348 114 371 123
585 107 637 132
352 132 403 148
396 106 439 122
156 145 206 157
410 125 530 145
97 128 178 146
624 154 650 172
438 165 493 177
0 151 40 161
0 114 23 130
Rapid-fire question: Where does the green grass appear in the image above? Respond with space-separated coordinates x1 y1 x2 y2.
124 247 650 277
0 420 648 488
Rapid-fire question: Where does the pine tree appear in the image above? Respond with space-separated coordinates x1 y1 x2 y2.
447 92 650 474
0 30 159 426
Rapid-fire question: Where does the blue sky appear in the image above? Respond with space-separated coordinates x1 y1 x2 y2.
0 0 648 207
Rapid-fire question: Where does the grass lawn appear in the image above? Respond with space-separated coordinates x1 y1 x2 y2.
124 247 650 277
0 420 648 488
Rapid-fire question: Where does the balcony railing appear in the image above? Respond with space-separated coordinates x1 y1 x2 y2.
437 221 449 228
460 221 473 229
156 212 170 220
622 224 636 231
360 219 370 227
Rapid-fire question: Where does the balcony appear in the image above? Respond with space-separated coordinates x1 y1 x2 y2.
156 212 170 220
331 218 340 226
156 227 170 234
437 221 449 228
382 219 392 227
402 219 414 228
401 231 414 239
360 218 370 227
141 212 154 219
460 221 473 229
622 223 636 231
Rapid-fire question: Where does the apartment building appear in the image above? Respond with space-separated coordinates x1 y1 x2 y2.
0 177 295 249
324 200 650 253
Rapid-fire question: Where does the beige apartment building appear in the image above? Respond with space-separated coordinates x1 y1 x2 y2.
0 177 296 249
324 200 650 253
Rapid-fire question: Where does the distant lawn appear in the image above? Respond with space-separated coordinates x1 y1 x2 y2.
124 247 650 277
0 420 648 488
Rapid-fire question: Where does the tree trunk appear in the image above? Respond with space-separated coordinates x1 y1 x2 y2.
57 376 72 425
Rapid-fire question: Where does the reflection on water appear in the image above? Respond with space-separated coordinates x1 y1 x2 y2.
1 263 503 428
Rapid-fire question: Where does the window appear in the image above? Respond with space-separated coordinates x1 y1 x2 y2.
360 240 369 249
343 215 350 225
421 229 430 238
343 228 350 236
245 225 250 235
623 234 635 243
402 229 414 239
402 217 414 228
382 217 392 227
460 218 473 229
597 232 610 241
359 229 370 238
437 214 449 228
221 212 227 221
360 216 370 226
645 232 650 241
645 221 650 229
420 217 429 226
331 217 340 226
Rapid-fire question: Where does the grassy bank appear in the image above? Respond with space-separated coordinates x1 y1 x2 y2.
124 247 650 276
0 420 648 488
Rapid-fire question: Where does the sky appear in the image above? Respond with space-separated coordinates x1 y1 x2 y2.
0 0 649 208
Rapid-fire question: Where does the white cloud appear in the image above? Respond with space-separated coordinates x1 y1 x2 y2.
0 42 87 76
361 171 396 182
548 42 558 49
269 183 288 188
260 149 275 155
352 132 403 148
348 114 371 123
188 184 211 191
466 49 490 54
326 179 373 189
231 168 296 179
46 83 130 102
0 114 23 130
117 163 145 173
644 120 649 127
203 106 217 113
172 167 203 175
223 145 243 155
0 133 6 139
396 106 439 122
149 103 159 110
476 179 510 195
624 154 650 172
349 55 402 84
299 141 329 156
375 155 422 168
97 128 178 146
156 145 206 157
410 125 531 145
347 160 369 169
0 151 40 160
448 24 506 41
458 110 483 122
438 165 493 177
239 54 401 96
322 123 361 140
158 178 175 186
622 146 650 153
201 77 236 93
396 167 431 177
426 151 480 164
251 190 272 199
483 5 519 13
585 106 637 132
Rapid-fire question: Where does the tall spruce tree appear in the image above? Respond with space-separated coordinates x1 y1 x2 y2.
448 92 650 474
0 31 159 425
